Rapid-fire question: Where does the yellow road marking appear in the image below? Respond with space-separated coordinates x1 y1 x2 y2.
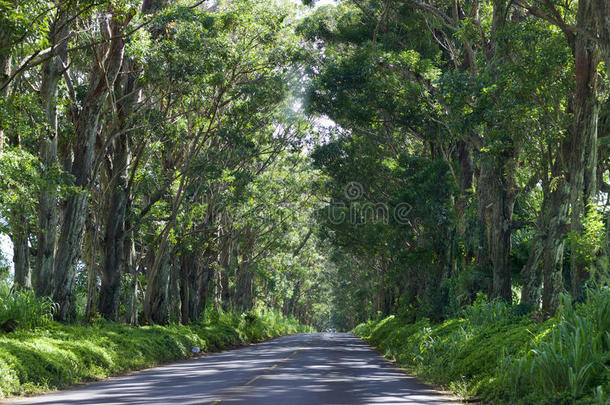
211 348 303 403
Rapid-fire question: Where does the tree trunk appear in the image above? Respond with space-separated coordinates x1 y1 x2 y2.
478 159 515 302
53 14 127 320
235 232 255 311
7 130 31 290
286 280 302 317
0 51 10 156
98 0 165 319
98 66 135 320
123 232 138 325
35 3 70 297
519 226 544 308
142 198 178 324
12 212 31 289
84 211 100 320
197 248 216 319
179 255 191 324
541 187 569 314
169 252 181 323
180 247 215 324
142 187 184 323
521 176 569 312
590 0 609 78
217 221 233 310
214 267 223 310
144 244 171 324
180 253 197 324
98 155 128 320
235 257 252 311
568 1 601 300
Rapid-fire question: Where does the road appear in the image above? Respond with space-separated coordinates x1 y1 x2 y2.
6 333 458 405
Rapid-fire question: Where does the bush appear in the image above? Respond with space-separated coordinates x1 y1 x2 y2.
461 292 510 325
0 309 312 399
0 285 57 330
499 290 610 404
355 289 610 404
353 299 553 403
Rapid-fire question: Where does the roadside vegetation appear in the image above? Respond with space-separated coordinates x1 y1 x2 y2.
354 287 610 404
0 0 609 403
0 284 310 399
305 1 610 402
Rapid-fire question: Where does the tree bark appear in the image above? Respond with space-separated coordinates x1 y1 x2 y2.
217 218 233 310
520 237 542 307
144 243 171 324
53 14 128 320
179 253 198 324
521 173 569 312
477 159 515 302
98 67 135 320
36 3 70 296
541 180 569 314
123 231 138 325
169 252 181 323
84 210 100 319
235 230 255 311
590 0 609 78
142 174 186 323
0 52 10 156
11 212 31 289
98 0 164 320
197 266 214 316
568 0 601 300
197 247 217 318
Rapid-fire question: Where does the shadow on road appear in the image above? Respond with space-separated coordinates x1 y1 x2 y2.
7 333 458 405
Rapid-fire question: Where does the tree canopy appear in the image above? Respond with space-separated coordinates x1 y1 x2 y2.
0 0 608 333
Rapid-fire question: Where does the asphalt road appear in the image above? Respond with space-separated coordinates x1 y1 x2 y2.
6 333 458 405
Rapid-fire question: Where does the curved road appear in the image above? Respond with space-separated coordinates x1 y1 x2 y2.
6 333 458 405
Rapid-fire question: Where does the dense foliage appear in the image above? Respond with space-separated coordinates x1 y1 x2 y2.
0 308 311 398
300 0 610 329
0 0 609 401
354 288 610 403
0 0 331 329
0 285 56 330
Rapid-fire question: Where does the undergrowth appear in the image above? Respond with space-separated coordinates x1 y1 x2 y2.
0 285 57 330
353 289 610 404
0 308 312 398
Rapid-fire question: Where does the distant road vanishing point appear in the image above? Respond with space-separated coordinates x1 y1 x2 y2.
6 333 458 405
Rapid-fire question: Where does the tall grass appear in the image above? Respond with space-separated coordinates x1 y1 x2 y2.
461 292 510 325
355 288 610 404
499 290 610 403
0 283 57 330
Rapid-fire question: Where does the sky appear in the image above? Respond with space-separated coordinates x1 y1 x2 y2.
0 232 11 273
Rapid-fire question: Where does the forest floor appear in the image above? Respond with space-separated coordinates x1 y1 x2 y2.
0 311 310 399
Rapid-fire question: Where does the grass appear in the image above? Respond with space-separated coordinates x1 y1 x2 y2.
0 284 57 330
0 308 313 398
353 290 610 404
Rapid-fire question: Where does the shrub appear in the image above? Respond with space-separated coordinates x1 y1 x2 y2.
355 287 610 404
353 298 560 403
0 285 57 330
0 309 312 399
499 291 610 403
461 292 510 326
